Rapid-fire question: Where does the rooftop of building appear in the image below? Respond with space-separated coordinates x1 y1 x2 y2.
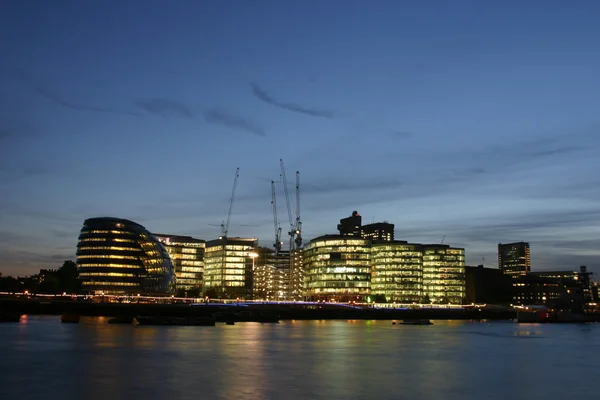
83 216 145 229
153 233 205 243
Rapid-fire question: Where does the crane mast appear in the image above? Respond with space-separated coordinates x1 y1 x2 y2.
271 180 282 253
220 167 240 239
280 159 295 250
294 171 302 248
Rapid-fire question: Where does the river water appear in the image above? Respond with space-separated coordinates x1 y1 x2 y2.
0 316 598 400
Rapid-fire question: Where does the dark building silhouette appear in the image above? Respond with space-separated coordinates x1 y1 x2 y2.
337 211 362 237
465 265 512 304
77 217 175 295
362 222 394 241
498 242 530 275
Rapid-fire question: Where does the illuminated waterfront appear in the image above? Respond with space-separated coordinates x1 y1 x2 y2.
0 317 598 399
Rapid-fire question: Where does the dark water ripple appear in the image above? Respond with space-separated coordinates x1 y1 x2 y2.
0 317 598 400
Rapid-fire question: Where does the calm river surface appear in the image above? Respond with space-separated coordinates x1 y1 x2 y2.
1 316 598 400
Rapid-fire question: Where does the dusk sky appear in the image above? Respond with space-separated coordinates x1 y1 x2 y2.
1 0 600 277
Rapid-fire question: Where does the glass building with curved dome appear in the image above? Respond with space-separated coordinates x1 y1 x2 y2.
77 217 175 295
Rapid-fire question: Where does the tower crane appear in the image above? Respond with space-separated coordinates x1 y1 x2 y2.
220 167 240 239
271 180 283 254
294 171 302 248
280 159 296 251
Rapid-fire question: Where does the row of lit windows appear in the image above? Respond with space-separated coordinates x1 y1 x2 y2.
81 230 134 235
78 246 140 252
81 281 138 286
78 255 139 260
79 272 136 277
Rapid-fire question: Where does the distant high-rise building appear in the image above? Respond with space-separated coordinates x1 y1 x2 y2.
422 244 466 304
371 241 422 303
203 237 257 299
154 234 205 293
337 211 362 237
362 222 394 241
498 242 530 275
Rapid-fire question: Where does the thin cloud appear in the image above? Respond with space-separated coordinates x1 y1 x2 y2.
204 108 267 137
251 83 334 119
135 98 194 119
35 85 141 116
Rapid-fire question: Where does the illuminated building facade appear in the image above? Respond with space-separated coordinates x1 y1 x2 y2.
304 235 371 302
498 242 530 275
371 241 423 303
288 249 304 301
362 222 394 241
253 248 289 301
422 245 465 304
203 237 257 299
154 234 205 293
77 217 175 295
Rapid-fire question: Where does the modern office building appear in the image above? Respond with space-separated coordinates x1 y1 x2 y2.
337 211 362 237
498 242 530 275
303 235 371 302
154 234 205 294
422 244 466 304
77 217 175 295
203 237 257 299
362 222 394 241
288 249 304 301
370 241 422 303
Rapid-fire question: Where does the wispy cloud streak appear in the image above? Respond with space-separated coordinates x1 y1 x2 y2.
135 98 193 119
251 83 334 118
35 85 140 116
204 108 266 136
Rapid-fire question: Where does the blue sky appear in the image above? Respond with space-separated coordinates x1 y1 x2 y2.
1 0 600 276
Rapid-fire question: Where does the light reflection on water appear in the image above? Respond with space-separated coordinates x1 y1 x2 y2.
0 317 598 400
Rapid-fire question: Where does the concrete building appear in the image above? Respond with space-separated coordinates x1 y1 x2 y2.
465 265 512 304
498 242 530 275
253 247 290 301
337 211 362 237
154 234 205 294
288 249 304 301
362 222 394 241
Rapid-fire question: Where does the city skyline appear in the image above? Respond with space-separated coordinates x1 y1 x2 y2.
2 0 600 276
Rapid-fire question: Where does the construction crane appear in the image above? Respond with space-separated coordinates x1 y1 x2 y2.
280 159 296 251
220 167 240 239
294 170 302 248
271 180 283 253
